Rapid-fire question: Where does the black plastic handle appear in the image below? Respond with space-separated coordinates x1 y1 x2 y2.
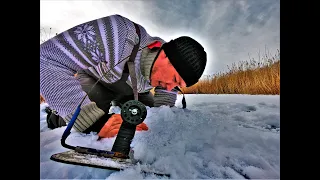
111 121 136 155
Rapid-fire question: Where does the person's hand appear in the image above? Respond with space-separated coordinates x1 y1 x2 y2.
153 87 178 107
98 114 148 139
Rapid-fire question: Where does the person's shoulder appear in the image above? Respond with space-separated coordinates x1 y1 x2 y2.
111 14 130 21
96 14 122 20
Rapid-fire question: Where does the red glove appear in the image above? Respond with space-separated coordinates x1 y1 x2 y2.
98 114 148 139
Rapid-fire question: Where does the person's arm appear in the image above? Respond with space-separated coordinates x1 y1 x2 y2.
40 45 106 132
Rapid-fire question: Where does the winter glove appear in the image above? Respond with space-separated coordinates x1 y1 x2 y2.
64 102 106 133
153 87 178 107
98 114 148 139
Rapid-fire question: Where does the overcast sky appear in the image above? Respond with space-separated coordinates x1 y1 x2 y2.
40 0 280 75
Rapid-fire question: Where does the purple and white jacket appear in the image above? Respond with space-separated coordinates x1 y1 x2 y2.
40 14 178 121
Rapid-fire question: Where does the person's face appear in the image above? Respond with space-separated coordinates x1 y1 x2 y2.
150 50 187 91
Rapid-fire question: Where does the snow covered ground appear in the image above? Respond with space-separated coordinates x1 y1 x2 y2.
40 94 280 179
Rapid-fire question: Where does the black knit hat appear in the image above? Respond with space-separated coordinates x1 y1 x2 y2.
162 36 207 87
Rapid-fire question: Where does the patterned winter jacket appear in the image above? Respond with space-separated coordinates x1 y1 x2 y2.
40 14 178 131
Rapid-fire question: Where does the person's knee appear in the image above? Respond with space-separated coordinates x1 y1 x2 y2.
75 71 97 92
75 71 115 112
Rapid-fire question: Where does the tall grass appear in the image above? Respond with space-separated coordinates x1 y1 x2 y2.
40 27 57 44
181 49 280 95
40 94 45 104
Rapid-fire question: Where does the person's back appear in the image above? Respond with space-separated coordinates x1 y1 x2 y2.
40 14 165 121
